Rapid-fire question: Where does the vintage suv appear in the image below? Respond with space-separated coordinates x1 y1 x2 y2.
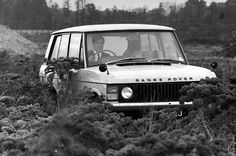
39 24 216 110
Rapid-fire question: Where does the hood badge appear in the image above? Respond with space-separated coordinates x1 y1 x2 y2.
136 77 193 82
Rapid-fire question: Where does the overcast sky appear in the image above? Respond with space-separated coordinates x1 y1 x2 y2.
48 0 227 10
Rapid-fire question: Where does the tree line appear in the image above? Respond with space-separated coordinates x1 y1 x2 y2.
0 0 236 44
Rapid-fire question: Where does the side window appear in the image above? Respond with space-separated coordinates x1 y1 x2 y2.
58 34 70 58
50 36 62 60
69 33 82 57
79 48 84 68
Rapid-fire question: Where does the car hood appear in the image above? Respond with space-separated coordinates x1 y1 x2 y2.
79 64 216 84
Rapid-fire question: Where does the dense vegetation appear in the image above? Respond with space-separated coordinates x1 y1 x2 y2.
0 0 235 155
0 47 235 155
0 0 236 45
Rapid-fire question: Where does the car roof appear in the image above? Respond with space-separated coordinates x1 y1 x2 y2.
52 24 174 34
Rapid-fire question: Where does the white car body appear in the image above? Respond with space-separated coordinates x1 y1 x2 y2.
39 24 216 110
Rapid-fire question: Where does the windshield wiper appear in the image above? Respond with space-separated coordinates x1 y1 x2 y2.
148 58 185 64
106 57 147 65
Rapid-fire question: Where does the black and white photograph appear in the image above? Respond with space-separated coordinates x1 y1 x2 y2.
0 0 235 155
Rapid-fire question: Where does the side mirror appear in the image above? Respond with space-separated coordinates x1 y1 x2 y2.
99 64 107 72
99 64 109 75
211 61 218 69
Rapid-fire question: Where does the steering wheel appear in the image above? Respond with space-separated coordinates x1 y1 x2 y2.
94 50 117 56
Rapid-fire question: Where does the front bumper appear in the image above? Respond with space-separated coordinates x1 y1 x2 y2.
105 101 193 111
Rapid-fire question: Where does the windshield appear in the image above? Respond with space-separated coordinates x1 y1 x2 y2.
86 31 186 66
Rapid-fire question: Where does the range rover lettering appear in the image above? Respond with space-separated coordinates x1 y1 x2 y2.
39 24 216 110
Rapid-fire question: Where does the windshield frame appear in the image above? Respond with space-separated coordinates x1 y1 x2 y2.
84 30 188 67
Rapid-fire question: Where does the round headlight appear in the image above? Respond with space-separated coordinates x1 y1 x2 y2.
121 87 133 99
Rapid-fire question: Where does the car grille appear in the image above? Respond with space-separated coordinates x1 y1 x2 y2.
118 82 196 103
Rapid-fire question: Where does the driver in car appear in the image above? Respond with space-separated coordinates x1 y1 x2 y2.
88 36 109 64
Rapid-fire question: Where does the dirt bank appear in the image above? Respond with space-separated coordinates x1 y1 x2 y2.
0 25 42 56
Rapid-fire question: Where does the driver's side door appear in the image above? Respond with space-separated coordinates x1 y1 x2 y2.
44 33 83 92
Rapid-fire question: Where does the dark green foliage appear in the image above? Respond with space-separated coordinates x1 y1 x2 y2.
0 53 57 115
23 90 233 155
0 73 57 115
179 78 236 152
217 31 236 58
0 51 44 77
179 78 236 117
0 50 12 72
45 57 81 84
0 51 235 155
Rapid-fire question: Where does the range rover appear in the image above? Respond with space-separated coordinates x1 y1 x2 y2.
39 24 216 110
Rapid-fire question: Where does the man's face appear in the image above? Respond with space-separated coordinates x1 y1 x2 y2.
94 38 104 52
